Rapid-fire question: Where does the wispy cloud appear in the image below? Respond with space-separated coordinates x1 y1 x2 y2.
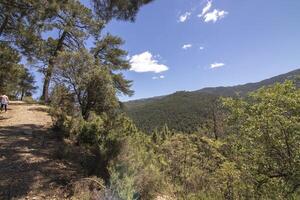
130 51 168 73
203 9 228 23
178 12 191 23
152 75 165 80
182 44 192 50
198 1 212 17
210 62 225 69
198 1 228 23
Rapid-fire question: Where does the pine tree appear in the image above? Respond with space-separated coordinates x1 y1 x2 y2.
0 1 60 56
40 0 153 102
17 68 37 100
40 0 101 102
91 34 134 96
53 48 119 119
92 0 154 22
0 43 21 95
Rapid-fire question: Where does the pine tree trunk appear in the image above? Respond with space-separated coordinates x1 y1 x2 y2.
41 60 53 102
21 90 24 101
41 31 67 102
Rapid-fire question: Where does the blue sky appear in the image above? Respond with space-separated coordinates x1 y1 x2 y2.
33 0 300 101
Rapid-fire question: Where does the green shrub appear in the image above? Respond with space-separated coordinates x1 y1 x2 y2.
23 96 36 104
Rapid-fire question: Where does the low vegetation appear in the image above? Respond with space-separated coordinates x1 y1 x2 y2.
52 80 300 199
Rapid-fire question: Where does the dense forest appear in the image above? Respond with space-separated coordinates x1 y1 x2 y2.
125 69 300 133
1 0 300 199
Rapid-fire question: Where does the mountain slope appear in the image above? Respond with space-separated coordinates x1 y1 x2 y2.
124 69 300 132
196 68 300 96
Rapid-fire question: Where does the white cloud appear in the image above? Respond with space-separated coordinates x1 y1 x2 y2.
199 46 204 50
182 44 192 49
198 1 228 23
130 51 168 73
178 12 191 23
198 1 212 17
210 62 225 68
203 9 228 23
152 75 165 80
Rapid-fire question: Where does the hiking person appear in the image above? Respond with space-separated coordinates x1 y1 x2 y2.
1 94 9 112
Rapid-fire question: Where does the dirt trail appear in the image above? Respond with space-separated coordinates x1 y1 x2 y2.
0 102 52 128
0 102 82 200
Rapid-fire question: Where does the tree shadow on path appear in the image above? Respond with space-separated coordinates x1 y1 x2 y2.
0 124 82 199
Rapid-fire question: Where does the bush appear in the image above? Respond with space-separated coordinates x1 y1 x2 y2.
23 96 36 104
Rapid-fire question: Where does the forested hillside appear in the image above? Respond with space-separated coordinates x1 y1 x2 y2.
125 68 300 133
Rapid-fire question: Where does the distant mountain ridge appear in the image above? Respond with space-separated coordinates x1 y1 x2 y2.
124 68 300 132
196 68 300 96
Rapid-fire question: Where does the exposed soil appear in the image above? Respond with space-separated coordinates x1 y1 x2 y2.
0 102 84 200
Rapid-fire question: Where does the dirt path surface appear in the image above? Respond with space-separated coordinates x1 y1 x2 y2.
0 102 82 200
0 102 52 128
